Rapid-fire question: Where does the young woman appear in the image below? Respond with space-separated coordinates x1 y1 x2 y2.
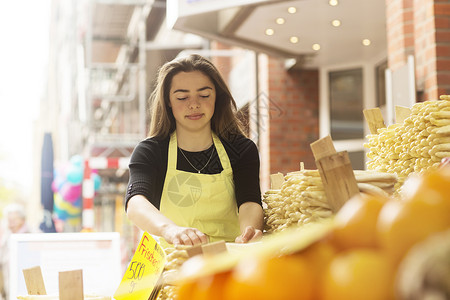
125 54 263 246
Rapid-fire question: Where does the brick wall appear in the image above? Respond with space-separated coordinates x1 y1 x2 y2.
433 0 450 97
414 0 438 100
414 0 450 100
266 57 319 176
386 0 450 100
386 0 415 71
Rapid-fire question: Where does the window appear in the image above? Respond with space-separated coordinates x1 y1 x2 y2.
376 60 387 107
329 68 364 140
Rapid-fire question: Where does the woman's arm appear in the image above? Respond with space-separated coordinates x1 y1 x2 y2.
226 137 264 243
235 202 264 243
127 195 208 245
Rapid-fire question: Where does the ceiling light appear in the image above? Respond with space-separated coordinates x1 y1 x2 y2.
329 0 339 6
265 28 274 36
290 36 299 44
312 44 321 51
362 39 371 46
331 20 341 27
288 7 297 14
276 17 285 25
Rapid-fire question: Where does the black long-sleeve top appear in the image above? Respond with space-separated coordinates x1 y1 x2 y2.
125 134 262 211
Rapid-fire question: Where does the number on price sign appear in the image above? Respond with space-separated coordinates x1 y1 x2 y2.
114 233 166 300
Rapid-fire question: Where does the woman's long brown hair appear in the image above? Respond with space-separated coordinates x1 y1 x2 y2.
148 54 246 140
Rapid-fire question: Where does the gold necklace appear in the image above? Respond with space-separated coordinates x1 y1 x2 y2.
178 146 215 174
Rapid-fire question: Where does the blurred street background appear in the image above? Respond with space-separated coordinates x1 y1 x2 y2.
0 0 51 225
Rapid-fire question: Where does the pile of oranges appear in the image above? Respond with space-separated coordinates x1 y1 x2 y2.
176 166 450 300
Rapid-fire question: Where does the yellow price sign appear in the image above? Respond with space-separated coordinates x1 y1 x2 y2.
114 232 166 300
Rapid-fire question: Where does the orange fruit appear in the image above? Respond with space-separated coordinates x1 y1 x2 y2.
377 168 450 265
376 197 450 265
321 249 395 300
401 168 450 213
402 167 450 205
226 254 314 300
177 279 197 300
295 239 337 296
331 193 388 250
190 271 230 300
177 271 230 300
225 257 263 300
299 238 336 272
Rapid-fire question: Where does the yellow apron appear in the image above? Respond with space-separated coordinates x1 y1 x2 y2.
160 131 241 242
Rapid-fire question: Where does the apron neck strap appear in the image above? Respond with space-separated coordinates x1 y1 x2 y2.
167 131 232 171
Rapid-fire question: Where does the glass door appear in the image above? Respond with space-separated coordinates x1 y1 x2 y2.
328 68 365 169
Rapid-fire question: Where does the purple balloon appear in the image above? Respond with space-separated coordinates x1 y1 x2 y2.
60 183 82 203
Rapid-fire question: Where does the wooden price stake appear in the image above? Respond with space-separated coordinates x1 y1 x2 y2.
59 270 84 300
114 232 167 300
310 136 336 160
201 240 227 258
186 240 228 258
395 105 411 124
22 266 47 295
310 136 359 212
186 244 204 258
363 107 386 134
269 172 285 190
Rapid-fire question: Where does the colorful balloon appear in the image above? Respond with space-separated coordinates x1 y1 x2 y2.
52 166 66 193
67 217 81 227
66 165 84 185
60 182 82 203
53 193 68 221
70 155 84 168
72 197 82 208
92 173 102 191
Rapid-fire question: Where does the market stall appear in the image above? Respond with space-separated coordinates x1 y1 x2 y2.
15 95 450 300
150 95 450 300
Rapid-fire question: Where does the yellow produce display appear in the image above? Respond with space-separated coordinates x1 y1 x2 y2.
263 169 397 233
365 96 450 191
156 245 188 300
175 166 450 300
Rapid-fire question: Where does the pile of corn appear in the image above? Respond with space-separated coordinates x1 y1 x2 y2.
156 246 189 300
263 169 397 233
365 95 450 190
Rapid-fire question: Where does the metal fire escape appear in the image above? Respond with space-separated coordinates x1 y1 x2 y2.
81 0 152 162
80 0 204 166
75 0 180 233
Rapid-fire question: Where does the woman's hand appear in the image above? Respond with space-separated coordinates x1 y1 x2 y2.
235 225 263 243
127 196 208 246
161 223 209 246
236 202 264 243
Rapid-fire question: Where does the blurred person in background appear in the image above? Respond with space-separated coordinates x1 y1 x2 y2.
0 203 31 300
126 54 264 246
